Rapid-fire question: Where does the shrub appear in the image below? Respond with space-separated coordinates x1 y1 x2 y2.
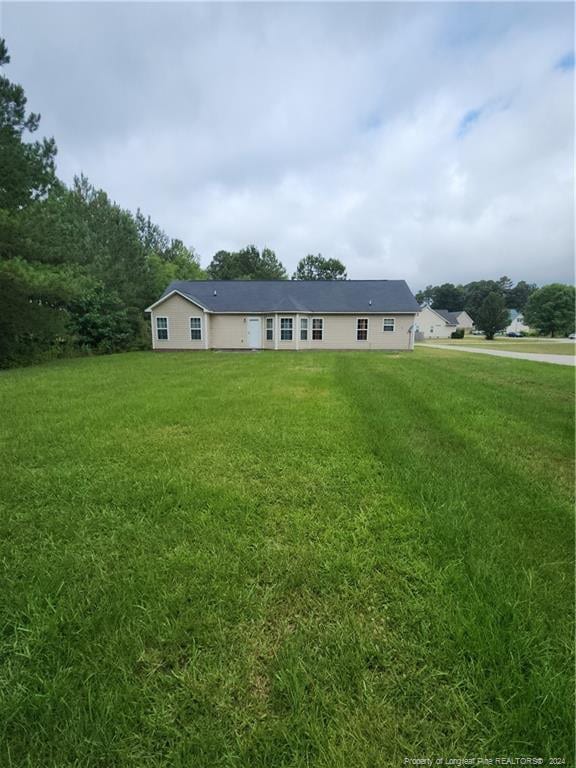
451 328 465 339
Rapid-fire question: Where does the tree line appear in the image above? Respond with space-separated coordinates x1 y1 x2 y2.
0 39 348 368
205 248 347 281
416 277 574 339
1 36 572 368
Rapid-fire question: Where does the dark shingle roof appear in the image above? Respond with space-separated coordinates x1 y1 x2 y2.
158 280 421 314
434 309 459 326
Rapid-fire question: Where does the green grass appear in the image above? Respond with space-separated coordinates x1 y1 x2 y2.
0 350 573 766
423 339 575 355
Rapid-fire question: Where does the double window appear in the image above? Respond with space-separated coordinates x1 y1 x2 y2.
156 317 168 340
357 318 368 341
300 317 323 340
312 318 323 341
383 318 395 332
280 317 293 341
266 318 274 341
190 317 202 341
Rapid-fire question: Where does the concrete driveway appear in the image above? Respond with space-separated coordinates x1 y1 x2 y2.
419 344 575 366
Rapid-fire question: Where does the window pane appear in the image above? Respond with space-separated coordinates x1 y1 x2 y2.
357 318 368 341
280 318 293 341
266 318 273 341
157 317 168 340
190 317 201 340
383 318 395 332
312 318 323 340
300 318 308 341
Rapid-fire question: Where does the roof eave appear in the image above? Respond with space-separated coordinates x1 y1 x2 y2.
145 289 211 313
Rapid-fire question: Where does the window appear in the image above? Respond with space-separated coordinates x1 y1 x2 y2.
357 318 368 341
312 318 323 341
280 317 293 341
300 318 308 341
383 318 395 332
156 316 168 340
266 317 274 341
190 317 202 341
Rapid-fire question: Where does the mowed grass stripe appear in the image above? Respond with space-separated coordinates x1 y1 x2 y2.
0 351 573 767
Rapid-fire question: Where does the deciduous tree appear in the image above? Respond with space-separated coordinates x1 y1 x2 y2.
524 284 575 337
475 292 509 340
207 245 287 280
506 280 537 311
292 254 347 280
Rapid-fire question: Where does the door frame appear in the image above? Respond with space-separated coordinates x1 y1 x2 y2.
247 316 262 349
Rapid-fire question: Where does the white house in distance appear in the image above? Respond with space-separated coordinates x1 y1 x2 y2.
415 305 475 339
505 309 530 335
145 279 422 351
453 310 474 332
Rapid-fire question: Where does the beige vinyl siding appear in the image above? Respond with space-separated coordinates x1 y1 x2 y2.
296 314 414 350
150 300 416 351
456 311 474 331
262 314 414 350
150 294 205 350
415 306 454 339
210 314 251 349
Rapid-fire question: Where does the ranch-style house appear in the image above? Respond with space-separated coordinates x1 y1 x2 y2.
145 280 421 351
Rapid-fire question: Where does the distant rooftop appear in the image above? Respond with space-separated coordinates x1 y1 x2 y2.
434 309 459 326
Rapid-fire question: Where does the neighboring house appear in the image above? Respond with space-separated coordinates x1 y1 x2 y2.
505 309 530 335
145 280 421 351
454 310 474 333
414 305 458 339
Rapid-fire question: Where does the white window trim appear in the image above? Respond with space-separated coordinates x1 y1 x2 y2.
356 317 368 341
311 317 324 341
296 313 300 351
156 316 169 341
300 317 309 341
280 316 294 342
383 318 396 332
266 317 274 342
189 316 202 342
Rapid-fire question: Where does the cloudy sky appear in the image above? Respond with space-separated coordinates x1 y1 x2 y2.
2 2 574 288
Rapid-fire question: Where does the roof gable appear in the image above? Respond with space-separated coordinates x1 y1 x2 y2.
145 289 209 313
434 309 459 326
419 305 458 325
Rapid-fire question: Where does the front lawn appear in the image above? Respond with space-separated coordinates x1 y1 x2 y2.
0 350 573 766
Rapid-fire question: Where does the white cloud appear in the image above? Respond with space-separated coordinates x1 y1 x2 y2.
3 1 574 288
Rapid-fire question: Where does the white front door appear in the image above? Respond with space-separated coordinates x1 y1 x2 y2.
247 317 261 348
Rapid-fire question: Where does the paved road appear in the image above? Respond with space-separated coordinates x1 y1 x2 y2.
418 344 575 366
